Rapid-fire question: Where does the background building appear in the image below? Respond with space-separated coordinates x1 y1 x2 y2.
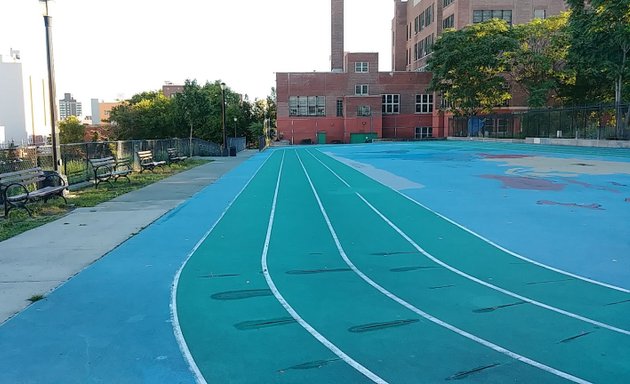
276 0 438 143
0 53 27 145
58 92 82 120
392 0 568 72
0 49 52 146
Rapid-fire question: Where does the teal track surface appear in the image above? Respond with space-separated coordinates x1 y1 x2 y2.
176 146 630 384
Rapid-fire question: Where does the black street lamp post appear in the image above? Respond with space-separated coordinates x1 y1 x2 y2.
233 117 237 137
40 0 61 172
220 82 227 156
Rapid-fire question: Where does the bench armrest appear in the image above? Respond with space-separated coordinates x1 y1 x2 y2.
3 182 30 202
44 171 67 187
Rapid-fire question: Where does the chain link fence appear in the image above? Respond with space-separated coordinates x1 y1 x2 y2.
0 137 239 186
448 104 630 140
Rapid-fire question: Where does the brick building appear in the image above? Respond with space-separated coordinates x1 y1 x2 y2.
393 0 568 72
276 0 568 143
277 0 438 143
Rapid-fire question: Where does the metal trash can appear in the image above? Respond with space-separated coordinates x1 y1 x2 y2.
229 146 237 157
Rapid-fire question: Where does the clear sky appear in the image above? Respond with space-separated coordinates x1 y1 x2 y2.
0 0 394 116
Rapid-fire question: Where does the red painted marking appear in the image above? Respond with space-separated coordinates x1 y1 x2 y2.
480 175 565 191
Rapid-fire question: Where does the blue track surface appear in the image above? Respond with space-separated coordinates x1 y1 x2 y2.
1 141 628 383
323 142 630 289
0 153 271 383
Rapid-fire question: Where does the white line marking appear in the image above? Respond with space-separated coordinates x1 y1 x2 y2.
298 150 590 384
261 150 388 384
307 149 630 336
171 151 276 384
317 149 630 294
295 150 592 384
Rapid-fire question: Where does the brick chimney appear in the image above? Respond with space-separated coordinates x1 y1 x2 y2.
331 0 344 72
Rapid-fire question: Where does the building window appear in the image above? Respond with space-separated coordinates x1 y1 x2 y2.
414 33 434 60
472 10 512 24
382 94 400 114
357 106 371 117
355 62 369 73
336 99 343 117
534 9 546 19
415 126 433 139
443 0 454 7
415 94 434 113
443 14 454 29
355 84 369 95
289 96 326 117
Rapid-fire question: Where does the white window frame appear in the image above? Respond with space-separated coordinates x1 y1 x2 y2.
355 62 369 73
415 126 433 139
355 84 369 96
382 94 400 115
415 94 434 114
289 96 326 117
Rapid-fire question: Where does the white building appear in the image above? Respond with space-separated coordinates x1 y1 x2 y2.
0 53 27 145
0 50 51 146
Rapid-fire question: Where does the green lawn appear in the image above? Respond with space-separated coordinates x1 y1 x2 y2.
0 159 209 242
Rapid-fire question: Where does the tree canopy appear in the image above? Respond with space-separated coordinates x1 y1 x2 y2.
428 1 629 116
59 116 85 144
428 19 517 116
108 81 276 145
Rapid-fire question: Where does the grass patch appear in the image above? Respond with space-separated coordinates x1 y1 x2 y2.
28 294 45 303
0 159 209 242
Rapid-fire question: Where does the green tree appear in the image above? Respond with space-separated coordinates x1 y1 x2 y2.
428 19 518 117
59 116 85 144
567 0 630 135
508 13 573 107
173 79 211 157
109 92 175 140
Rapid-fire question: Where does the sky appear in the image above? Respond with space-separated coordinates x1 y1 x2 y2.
0 0 394 117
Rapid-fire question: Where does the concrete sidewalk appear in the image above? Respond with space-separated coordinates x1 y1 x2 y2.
0 150 257 324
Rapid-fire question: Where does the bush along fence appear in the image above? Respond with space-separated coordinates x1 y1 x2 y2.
448 104 630 140
0 137 246 186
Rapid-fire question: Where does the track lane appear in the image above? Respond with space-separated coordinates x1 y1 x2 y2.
266 150 571 383
309 148 630 330
300 148 630 383
176 151 369 384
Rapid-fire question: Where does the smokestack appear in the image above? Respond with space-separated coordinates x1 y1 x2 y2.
331 0 344 72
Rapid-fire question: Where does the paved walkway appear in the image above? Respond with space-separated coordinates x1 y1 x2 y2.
0 150 257 324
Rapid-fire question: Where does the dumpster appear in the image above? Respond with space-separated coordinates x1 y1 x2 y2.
229 146 237 157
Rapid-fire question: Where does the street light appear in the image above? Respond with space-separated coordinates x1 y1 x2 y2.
40 0 61 172
233 117 237 137
220 82 227 156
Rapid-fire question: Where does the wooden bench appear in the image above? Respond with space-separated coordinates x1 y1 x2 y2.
88 157 132 188
0 167 67 218
167 148 188 165
137 150 166 173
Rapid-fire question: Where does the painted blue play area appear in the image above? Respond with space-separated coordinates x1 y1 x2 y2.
0 140 628 383
323 141 630 290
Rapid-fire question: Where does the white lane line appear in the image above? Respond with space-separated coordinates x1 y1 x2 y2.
171 151 277 384
315 149 630 294
295 150 592 384
262 150 388 384
308 149 630 336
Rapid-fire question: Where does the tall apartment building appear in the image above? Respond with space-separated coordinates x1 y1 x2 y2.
0 54 27 145
392 0 568 72
58 93 82 120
